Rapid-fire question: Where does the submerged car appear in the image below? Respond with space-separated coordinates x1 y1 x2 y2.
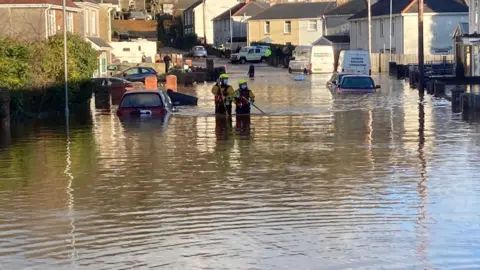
117 90 175 117
335 75 380 94
116 66 158 83
326 72 353 91
191 46 207 58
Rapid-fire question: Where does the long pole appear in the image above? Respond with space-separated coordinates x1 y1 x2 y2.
418 0 425 95
203 0 207 44
63 0 69 116
229 9 233 51
389 0 392 61
367 0 372 62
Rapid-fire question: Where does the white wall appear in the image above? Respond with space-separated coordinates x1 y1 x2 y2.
193 0 237 45
350 13 466 55
469 0 479 34
402 13 468 55
298 18 323 45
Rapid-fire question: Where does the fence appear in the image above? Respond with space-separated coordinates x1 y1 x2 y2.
371 53 454 73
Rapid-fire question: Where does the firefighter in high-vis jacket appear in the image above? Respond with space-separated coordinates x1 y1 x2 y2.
234 79 255 115
211 73 235 115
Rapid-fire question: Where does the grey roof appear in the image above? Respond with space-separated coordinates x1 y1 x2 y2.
176 0 198 10
313 35 350 45
88 37 112 49
454 22 469 36
184 0 202 11
249 2 336 20
324 0 366 16
349 0 468 20
213 2 269 21
101 0 119 4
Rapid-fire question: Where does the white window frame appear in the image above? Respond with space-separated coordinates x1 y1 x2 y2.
264 21 270 34
391 18 394 36
92 10 97 36
380 19 384 37
308 20 317 31
85 10 89 35
67 12 74 32
284 20 291 34
48 9 56 36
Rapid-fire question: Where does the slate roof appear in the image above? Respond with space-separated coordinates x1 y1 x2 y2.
324 0 366 16
213 2 269 21
184 0 202 11
0 0 79 8
249 2 336 20
88 37 112 49
313 35 350 45
349 0 468 20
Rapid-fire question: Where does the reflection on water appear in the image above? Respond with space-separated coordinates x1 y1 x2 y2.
1 75 480 269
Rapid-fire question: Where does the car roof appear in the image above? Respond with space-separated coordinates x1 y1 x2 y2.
123 90 162 95
342 75 372 78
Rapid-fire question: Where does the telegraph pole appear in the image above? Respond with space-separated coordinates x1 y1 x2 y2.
389 0 392 61
63 0 69 117
203 0 207 44
367 0 372 62
418 0 425 95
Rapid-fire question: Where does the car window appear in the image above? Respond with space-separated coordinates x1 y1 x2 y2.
159 91 173 109
240 48 248 53
124 68 139 75
330 74 337 81
255 49 261 53
341 77 374 89
107 65 118 71
248 49 254 54
141 68 154 74
120 93 163 108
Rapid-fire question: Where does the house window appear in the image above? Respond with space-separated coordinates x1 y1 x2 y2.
380 19 384 37
123 48 130 52
67 12 74 32
391 18 394 36
308 20 317 31
284 20 291 34
264 21 270 34
92 10 97 36
47 9 56 36
85 10 89 35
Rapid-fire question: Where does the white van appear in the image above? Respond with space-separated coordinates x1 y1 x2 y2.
288 45 335 74
337 50 371 75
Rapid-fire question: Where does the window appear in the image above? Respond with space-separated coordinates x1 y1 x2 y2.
284 20 291 34
123 48 130 52
101 56 106 73
92 10 97 36
47 9 56 36
248 49 254 54
391 18 395 36
85 10 89 35
67 12 74 32
380 19 384 37
264 21 270 34
120 93 162 108
138 46 142 51
308 20 317 31
255 48 260 53
125 68 139 75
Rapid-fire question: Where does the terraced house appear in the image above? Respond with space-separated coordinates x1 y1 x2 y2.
0 0 82 39
247 1 336 46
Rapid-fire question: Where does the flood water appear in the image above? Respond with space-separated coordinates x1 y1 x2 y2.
1 69 480 269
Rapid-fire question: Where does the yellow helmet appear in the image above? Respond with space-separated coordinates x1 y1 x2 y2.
238 79 247 85
219 73 229 79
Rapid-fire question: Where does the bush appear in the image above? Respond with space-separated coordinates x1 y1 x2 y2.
0 33 98 120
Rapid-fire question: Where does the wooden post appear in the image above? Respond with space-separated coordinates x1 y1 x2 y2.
0 88 10 129
418 0 425 95
202 0 207 44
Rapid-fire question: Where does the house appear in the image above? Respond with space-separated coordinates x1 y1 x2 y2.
348 0 468 55
74 0 113 77
247 1 336 46
454 1 480 76
0 0 82 40
323 0 366 36
183 0 238 44
212 1 269 47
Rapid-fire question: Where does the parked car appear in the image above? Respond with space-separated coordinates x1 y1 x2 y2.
129 11 152 20
191 46 207 58
107 64 130 76
335 75 380 94
117 90 175 117
116 66 158 83
326 72 353 91
230 46 270 64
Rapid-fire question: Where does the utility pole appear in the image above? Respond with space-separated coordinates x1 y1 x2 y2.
389 0 392 61
203 0 207 44
367 0 372 62
229 8 233 50
418 0 425 95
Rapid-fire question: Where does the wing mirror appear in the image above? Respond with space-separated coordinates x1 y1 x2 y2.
375 85 381 89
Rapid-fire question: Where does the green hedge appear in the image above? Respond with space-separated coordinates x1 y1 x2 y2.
0 34 99 120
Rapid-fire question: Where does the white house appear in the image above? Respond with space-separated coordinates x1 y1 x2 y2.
183 0 238 44
212 1 269 47
348 0 468 55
